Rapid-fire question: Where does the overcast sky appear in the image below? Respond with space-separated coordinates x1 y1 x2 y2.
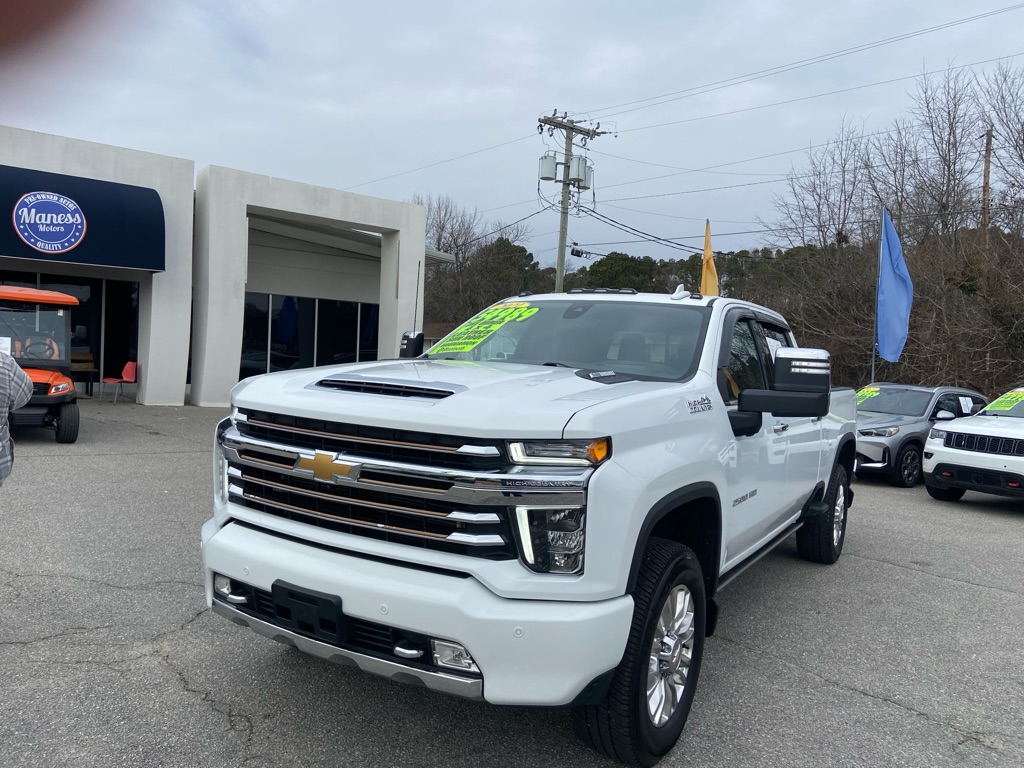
2 0 1021 268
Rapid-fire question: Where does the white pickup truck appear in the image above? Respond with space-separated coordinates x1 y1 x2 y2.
202 287 857 766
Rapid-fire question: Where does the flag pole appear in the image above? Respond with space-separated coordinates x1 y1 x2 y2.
872 205 885 383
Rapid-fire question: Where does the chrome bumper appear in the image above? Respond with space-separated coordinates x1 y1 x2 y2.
211 598 484 700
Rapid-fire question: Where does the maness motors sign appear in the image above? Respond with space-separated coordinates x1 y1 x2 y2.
0 165 165 271
13 191 87 253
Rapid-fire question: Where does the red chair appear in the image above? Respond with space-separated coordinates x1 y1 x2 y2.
102 361 137 403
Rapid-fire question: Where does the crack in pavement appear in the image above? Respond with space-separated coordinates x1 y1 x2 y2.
845 552 1023 598
0 566 202 593
718 634 1024 759
159 649 259 768
0 625 113 646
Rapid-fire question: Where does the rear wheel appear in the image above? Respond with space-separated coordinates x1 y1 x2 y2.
571 539 705 767
891 444 922 487
925 482 965 501
55 402 80 443
797 463 848 564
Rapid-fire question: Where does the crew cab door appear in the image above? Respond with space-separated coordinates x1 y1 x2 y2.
717 312 789 563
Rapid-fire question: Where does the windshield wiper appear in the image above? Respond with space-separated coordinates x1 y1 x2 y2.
542 361 571 367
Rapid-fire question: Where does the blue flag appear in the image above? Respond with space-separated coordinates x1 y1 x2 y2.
876 208 913 363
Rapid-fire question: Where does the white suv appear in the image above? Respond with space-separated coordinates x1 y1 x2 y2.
923 387 1024 501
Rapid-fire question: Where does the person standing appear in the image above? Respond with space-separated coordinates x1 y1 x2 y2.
1 350 33 487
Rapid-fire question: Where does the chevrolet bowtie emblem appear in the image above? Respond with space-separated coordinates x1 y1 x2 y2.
296 450 361 482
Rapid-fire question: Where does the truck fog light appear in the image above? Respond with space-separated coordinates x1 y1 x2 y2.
213 574 248 605
214 574 232 597
431 639 479 673
515 507 586 574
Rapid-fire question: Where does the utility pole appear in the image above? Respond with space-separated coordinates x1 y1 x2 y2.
537 114 607 292
981 126 994 251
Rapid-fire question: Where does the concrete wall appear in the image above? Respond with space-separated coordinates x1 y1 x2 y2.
191 166 426 407
0 126 195 405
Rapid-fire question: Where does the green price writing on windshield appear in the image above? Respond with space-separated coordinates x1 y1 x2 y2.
430 302 539 355
856 387 880 405
984 390 1024 412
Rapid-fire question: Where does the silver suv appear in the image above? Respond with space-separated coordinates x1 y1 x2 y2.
856 384 988 487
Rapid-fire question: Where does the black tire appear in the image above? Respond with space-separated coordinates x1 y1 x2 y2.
925 482 965 501
796 463 848 564
891 443 922 487
55 402 80 444
571 538 706 767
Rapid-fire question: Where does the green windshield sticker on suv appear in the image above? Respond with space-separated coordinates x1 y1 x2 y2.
984 390 1024 411
430 302 540 354
856 387 880 405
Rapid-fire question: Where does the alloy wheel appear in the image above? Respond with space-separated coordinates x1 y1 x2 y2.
647 584 695 727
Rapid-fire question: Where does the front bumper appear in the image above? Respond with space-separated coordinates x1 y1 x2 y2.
202 519 634 705
924 444 1024 497
855 439 890 472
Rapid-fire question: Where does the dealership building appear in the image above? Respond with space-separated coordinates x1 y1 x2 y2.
0 125 446 406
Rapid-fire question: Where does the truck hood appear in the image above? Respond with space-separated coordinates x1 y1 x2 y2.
938 414 1024 438
231 359 674 438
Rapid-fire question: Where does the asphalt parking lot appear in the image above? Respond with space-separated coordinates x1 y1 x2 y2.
1 398 1022 768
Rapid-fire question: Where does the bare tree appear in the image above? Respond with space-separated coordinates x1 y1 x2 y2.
761 120 866 249
907 68 984 238
978 62 1024 236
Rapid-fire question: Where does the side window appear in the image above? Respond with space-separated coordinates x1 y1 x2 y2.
719 319 766 404
933 393 959 417
759 323 792 361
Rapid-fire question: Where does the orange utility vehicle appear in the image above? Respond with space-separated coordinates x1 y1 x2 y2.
1 286 80 443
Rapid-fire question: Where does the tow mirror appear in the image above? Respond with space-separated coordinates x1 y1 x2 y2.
399 330 424 358
773 348 831 394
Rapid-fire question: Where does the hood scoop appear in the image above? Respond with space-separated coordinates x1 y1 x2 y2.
315 377 455 400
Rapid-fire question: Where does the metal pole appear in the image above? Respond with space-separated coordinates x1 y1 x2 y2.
872 205 884 383
554 125 573 293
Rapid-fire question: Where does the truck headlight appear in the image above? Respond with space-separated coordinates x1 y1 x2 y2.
858 426 900 437
928 427 948 441
50 382 70 394
514 506 586 574
508 438 610 466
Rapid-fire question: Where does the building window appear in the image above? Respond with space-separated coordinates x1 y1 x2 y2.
241 293 379 380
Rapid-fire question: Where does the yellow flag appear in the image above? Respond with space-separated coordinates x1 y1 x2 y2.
700 219 719 296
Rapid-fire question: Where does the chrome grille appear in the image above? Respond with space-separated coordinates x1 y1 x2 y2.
237 408 506 471
944 432 1024 456
220 414 590 561
228 463 512 559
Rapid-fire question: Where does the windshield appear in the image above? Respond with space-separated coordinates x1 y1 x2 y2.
979 389 1024 418
426 299 712 381
0 301 71 364
856 386 932 416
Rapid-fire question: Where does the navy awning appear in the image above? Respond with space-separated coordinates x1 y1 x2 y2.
1 164 165 271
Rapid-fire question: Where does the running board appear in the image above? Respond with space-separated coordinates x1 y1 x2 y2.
717 521 803 591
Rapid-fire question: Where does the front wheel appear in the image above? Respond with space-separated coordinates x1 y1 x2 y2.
925 482 965 501
891 444 922 487
572 539 706 767
797 462 848 564
55 402 80 443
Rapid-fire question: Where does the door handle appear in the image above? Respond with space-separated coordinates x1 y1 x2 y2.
773 423 789 433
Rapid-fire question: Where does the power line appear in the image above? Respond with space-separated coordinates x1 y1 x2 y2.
618 52 1024 135
573 204 1021 250
580 146 788 177
579 208 702 253
586 4 1024 120
343 135 534 191
461 209 548 247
